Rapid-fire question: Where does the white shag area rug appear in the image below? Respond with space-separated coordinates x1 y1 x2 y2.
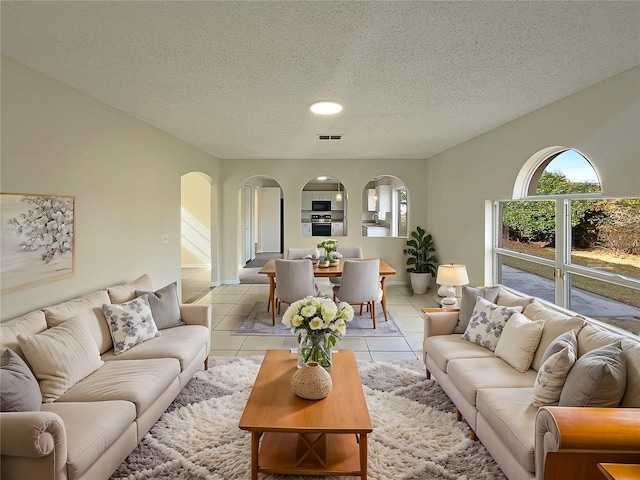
111 356 507 480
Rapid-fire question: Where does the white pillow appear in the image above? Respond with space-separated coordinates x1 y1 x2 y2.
531 330 578 407
102 294 160 355
17 317 104 403
462 297 523 351
494 312 544 373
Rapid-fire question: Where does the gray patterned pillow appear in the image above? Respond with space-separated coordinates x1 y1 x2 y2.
102 295 160 355
462 296 523 351
0 348 42 411
454 286 500 334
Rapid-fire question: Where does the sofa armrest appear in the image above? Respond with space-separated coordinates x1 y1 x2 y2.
535 407 640 480
422 309 459 337
1 411 67 480
180 304 211 330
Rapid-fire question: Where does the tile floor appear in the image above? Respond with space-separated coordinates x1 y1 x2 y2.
195 281 440 362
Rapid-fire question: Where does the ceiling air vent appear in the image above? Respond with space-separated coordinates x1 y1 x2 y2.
317 134 342 140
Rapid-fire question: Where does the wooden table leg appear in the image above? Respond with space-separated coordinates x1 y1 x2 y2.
359 433 368 479
251 431 260 480
380 277 388 321
269 277 276 325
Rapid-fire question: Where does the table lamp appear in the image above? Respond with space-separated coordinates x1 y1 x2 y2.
436 264 469 305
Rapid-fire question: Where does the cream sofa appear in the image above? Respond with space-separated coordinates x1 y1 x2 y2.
423 285 640 480
0 275 212 480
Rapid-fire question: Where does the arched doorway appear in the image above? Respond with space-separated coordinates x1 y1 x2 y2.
181 172 213 302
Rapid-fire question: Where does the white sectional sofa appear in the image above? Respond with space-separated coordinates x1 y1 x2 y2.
0 274 212 480
423 285 640 480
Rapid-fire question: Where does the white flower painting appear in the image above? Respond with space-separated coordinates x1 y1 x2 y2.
1 193 75 292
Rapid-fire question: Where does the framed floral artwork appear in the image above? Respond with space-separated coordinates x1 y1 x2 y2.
1 193 76 292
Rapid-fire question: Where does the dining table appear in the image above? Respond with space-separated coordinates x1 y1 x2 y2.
258 258 397 325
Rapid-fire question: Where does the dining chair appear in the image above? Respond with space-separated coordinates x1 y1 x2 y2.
273 259 320 325
286 248 323 260
333 259 384 328
329 246 364 286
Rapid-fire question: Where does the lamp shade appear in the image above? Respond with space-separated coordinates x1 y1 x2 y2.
436 264 469 287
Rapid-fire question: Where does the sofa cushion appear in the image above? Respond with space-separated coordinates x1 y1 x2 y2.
101 324 209 371
531 330 577 407
425 334 495 373
135 282 184 330
462 297 523 351
107 274 153 304
476 387 537 473
43 400 136 480
102 295 160 355
57 358 179 416
621 339 640 407
577 324 625 357
529 311 585 371
559 342 626 407
454 286 500 334
447 357 537 406
18 317 104 403
0 311 48 361
44 290 113 354
496 288 535 309
0 348 42 412
494 312 544 373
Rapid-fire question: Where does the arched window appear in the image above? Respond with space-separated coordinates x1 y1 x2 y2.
528 149 601 196
494 148 639 335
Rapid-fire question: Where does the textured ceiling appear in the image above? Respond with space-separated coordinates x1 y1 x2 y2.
2 1 639 160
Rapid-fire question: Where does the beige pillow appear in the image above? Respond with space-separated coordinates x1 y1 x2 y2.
17 317 104 403
532 330 577 407
44 290 113 354
531 315 585 371
107 274 153 304
496 288 534 309
495 312 544 373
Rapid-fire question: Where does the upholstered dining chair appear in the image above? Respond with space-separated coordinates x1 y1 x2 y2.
333 259 384 328
273 259 320 325
329 246 364 286
286 247 323 260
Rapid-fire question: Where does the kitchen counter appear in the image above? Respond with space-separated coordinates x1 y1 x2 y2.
362 223 389 237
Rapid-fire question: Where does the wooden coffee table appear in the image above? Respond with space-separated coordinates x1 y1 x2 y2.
239 350 372 479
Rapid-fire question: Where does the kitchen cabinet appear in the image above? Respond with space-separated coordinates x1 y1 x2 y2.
376 184 392 212
301 222 311 237
362 224 389 237
367 189 377 211
301 191 313 210
331 191 343 210
331 222 344 236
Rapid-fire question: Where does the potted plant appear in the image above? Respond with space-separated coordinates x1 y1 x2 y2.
404 226 438 294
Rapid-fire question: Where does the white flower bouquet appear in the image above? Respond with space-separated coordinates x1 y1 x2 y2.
282 296 354 367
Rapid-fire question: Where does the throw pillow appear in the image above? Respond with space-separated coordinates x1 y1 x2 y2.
494 312 544 373
559 342 626 407
495 288 535 309
135 282 184 330
17 317 104 403
102 295 160 355
0 348 42 412
462 297 523 351
529 314 585 372
107 274 153 304
531 330 577 407
454 286 500 334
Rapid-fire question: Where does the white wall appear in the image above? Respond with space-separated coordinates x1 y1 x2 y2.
218 159 430 285
181 172 211 267
426 65 640 286
1 56 220 321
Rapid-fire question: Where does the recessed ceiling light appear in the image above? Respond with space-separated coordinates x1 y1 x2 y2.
316 176 328 181
310 101 343 115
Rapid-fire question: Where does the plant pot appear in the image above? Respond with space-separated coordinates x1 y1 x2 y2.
318 261 330 268
410 272 430 295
